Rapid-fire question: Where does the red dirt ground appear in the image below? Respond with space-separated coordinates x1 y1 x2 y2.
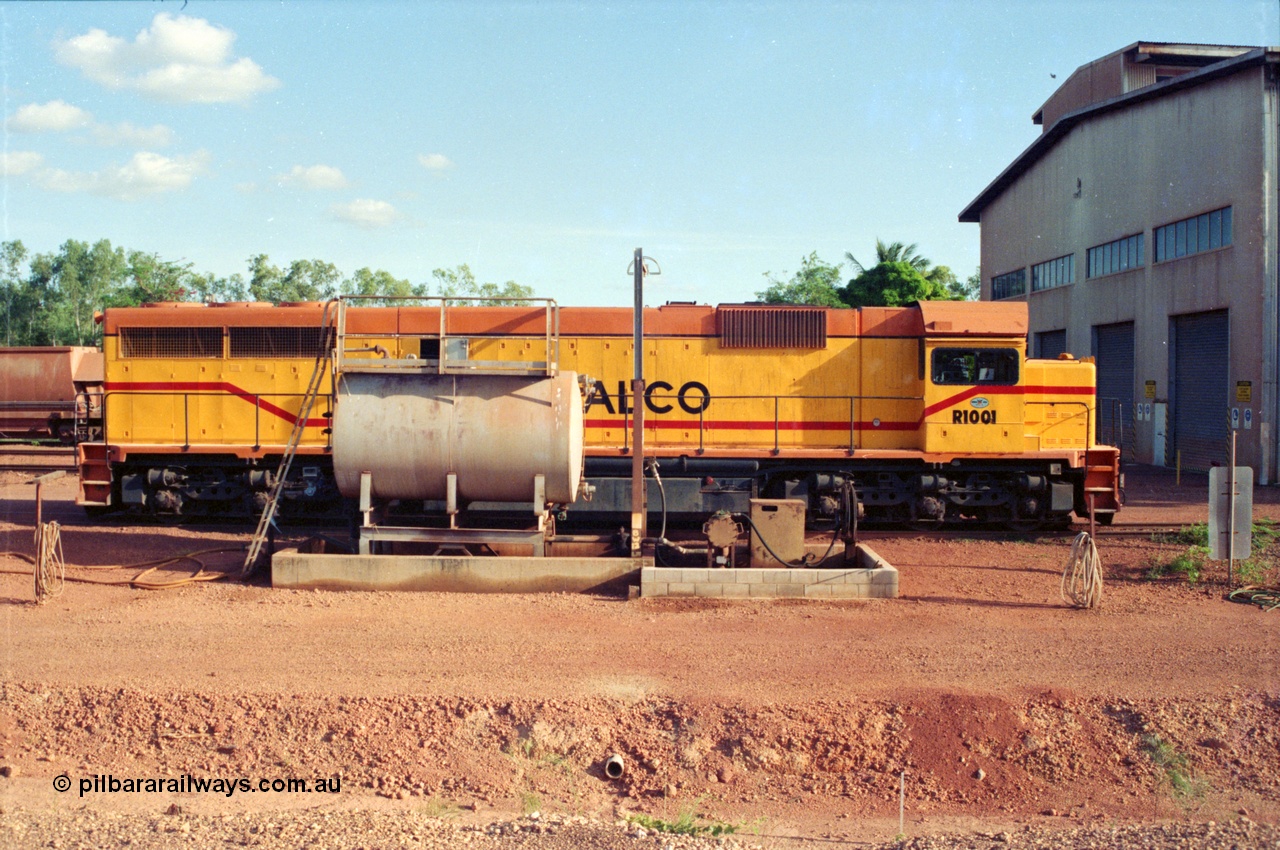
1 466 1277 846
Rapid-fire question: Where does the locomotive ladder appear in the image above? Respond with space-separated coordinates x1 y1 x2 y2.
242 303 337 576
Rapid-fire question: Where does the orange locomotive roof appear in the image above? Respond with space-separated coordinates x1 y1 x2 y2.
102 303 329 332
103 302 864 336
917 300 1027 336
387 303 865 337
100 300 1026 339
860 307 922 337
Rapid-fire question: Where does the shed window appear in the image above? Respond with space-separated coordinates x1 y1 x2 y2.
1154 206 1232 262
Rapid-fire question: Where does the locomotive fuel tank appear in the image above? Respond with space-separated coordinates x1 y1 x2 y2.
331 371 584 505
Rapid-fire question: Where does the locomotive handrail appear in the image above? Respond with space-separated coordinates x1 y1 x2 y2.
615 391 925 456
0 400 80 411
95 389 335 454
1024 399 1096 449
1094 396 1130 461
615 392 925 402
333 295 560 378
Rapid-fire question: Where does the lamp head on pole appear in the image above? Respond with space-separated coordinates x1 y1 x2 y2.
626 256 661 277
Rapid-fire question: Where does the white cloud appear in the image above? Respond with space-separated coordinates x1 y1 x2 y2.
0 151 45 176
91 121 175 147
331 198 399 229
5 100 174 147
39 150 210 201
54 13 280 104
277 164 349 190
418 153 454 171
7 100 92 132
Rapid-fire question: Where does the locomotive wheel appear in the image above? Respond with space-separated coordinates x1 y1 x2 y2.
908 496 946 531
1007 494 1044 533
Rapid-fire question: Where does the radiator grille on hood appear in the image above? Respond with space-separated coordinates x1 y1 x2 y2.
717 306 827 348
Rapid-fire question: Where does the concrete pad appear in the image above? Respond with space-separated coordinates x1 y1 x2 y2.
272 549 646 593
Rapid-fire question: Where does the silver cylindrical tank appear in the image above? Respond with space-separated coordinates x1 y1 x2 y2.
332 371 584 504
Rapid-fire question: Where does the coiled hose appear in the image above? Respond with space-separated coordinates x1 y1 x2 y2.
1228 585 1280 611
1061 531 1103 609
33 520 65 604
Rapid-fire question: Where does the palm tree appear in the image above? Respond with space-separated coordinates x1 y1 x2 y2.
845 239 931 276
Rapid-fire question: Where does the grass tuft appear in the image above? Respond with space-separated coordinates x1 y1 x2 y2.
629 809 739 837
418 797 459 819
519 790 542 815
1150 520 1280 586
1141 734 1206 800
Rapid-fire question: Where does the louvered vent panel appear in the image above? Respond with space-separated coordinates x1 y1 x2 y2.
718 307 827 349
120 326 223 358
229 326 326 358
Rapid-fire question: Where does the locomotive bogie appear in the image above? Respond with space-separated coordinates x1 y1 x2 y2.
115 456 344 520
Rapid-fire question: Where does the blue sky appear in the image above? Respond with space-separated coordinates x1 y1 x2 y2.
1 1 1276 306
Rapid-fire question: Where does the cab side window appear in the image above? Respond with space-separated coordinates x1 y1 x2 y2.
931 348 1018 385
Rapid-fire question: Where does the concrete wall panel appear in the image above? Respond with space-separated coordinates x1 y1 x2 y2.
977 67 1270 471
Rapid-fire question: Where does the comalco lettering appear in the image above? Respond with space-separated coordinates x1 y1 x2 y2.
585 379 711 416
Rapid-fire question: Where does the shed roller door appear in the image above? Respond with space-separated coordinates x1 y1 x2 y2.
1035 329 1066 360
1094 322 1135 461
1172 311 1228 472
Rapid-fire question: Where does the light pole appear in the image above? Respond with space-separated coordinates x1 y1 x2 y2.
628 248 659 555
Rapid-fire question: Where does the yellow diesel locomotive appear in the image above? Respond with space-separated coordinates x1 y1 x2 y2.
77 299 1121 528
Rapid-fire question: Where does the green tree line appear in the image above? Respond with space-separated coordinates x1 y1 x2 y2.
757 239 980 307
0 236 980 348
0 238 532 346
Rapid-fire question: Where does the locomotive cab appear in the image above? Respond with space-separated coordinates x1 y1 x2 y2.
921 342 1025 455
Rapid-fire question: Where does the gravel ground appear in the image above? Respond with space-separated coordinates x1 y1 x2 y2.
893 820 1280 849
2 806 1278 850
2 466 1278 848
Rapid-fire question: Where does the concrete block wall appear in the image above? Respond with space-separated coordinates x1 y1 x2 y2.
640 543 898 599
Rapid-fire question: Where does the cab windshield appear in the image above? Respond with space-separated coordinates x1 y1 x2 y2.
931 348 1019 385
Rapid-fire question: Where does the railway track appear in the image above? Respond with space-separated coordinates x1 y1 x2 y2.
854 520 1186 543
0 445 77 474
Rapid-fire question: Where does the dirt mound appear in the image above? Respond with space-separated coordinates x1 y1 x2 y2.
3 682 1276 827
